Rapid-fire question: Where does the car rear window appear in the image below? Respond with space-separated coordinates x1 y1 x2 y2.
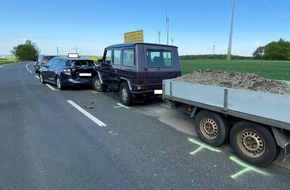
69 60 95 67
146 50 172 68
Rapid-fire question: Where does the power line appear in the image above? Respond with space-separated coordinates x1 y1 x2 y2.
73 45 80 53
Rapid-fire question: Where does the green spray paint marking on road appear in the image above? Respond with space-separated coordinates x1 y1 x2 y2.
230 156 269 179
114 103 130 109
188 138 221 155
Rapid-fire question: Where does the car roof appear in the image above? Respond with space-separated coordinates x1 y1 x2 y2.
106 42 177 49
53 57 93 61
39 55 59 57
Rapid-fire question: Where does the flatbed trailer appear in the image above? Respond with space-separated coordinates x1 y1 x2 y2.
162 79 290 166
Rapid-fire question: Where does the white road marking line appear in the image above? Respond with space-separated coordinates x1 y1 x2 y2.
67 100 107 127
25 62 35 73
35 75 39 79
45 84 56 91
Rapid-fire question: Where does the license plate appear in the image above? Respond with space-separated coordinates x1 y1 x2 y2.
79 73 91 76
154 90 162 94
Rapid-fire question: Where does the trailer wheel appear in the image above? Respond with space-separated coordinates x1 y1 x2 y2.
230 121 280 167
194 110 229 147
92 76 107 92
119 82 132 106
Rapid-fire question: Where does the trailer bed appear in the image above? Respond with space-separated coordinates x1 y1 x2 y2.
163 79 290 131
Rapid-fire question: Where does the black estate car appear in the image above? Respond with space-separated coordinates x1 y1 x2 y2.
39 54 97 90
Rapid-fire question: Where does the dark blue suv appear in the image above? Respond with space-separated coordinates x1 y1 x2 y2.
39 55 97 90
93 43 181 105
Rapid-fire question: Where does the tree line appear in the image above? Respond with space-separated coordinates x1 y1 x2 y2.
10 38 290 61
11 40 39 61
253 38 290 60
179 54 251 60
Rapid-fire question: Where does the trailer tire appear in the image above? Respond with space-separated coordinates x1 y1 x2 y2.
194 110 229 147
230 121 280 167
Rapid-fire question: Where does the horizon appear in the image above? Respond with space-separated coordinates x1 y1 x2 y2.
1 0 289 57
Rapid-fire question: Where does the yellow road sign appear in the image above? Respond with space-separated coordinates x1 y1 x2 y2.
124 30 143 43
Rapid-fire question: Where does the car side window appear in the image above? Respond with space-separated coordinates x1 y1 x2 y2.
59 60 66 67
105 50 112 64
122 49 134 67
46 59 53 67
51 59 59 67
113 50 121 65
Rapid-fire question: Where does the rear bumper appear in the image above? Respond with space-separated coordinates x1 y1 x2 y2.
130 89 162 98
62 77 93 86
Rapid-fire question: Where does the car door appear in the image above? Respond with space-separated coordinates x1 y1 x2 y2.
144 46 177 90
99 49 114 85
120 48 136 87
47 59 59 82
109 49 122 89
41 59 53 81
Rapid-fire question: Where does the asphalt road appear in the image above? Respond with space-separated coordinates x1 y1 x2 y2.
0 62 290 190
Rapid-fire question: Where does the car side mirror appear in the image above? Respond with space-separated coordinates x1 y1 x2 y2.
97 59 103 65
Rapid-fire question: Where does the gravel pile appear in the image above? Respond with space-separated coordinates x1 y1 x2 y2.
174 70 290 95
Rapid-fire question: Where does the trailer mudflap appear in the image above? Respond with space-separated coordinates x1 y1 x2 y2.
272 127 290 162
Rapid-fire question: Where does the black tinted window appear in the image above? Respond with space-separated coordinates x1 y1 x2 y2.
69 60 95 67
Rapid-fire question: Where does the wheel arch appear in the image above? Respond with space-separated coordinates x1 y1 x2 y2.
118 78 132 91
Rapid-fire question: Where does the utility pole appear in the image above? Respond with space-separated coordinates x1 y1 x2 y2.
213 45 216 55
166 14 170 45
171 37 174 45
227 0 236 60
73 45 80 53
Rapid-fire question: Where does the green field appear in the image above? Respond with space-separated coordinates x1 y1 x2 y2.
1 58 290 80
0 58 17 65
180 59 290 80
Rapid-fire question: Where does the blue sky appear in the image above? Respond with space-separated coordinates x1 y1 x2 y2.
1 0 290 56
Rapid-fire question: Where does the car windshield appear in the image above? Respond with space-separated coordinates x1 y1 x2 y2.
69 60 95 67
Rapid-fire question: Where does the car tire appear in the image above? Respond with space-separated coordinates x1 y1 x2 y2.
92 75 107 92
119 82 132 106
39 73 45 84
56 76 64 90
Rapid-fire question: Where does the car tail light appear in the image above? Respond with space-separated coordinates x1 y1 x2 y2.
137 85 147 90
